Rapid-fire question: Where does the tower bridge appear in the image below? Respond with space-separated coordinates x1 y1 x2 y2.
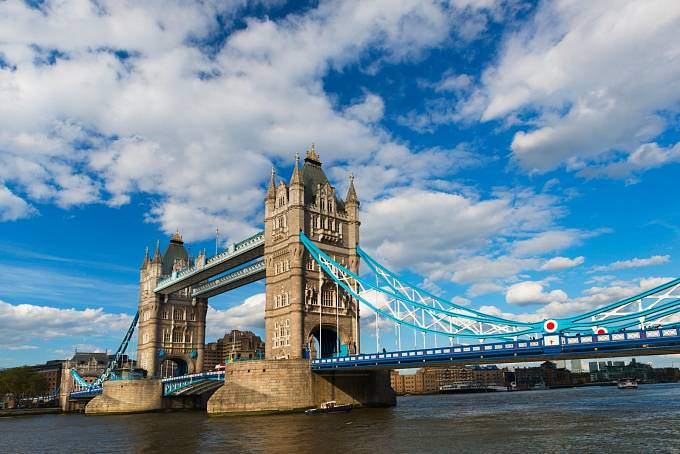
61 146 680 415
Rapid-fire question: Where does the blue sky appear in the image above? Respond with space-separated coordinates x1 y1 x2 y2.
1 0 680 368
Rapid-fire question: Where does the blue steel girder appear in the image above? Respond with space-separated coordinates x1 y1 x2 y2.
301 232 680 339
69 310 139 392
154 232 264 295
190 260 265 299
301 232 541 340
311 326 680 370
161 371 224 396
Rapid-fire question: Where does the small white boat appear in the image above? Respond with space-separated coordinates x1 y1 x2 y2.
305 401 353 415
617 378 638 389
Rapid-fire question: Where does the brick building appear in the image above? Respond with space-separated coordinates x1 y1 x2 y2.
30 360 64 395
203 330 265 371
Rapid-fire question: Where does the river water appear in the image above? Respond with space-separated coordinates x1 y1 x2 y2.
2 384 680 453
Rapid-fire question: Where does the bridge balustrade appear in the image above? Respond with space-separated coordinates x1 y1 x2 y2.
154 231 264 291
311 327 680 370
191 260 265 297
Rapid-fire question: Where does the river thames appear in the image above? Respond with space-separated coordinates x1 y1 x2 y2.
2 384 679 453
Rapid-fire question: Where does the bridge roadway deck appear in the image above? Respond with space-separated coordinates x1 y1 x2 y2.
190 260 265 299
154 232 264 295
311 327 680 371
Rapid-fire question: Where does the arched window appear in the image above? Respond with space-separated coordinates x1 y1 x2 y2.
322 284 335 307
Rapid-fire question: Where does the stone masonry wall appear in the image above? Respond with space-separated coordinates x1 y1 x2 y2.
207 359 395 415
85 379 163 415
207 359 314 415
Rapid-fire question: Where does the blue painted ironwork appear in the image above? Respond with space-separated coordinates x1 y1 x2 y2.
301 232 680 340
69 311 139 396
190 259 265 298
301 232 541 339
69 388 103 398
161 371 224 396
312 327 680 370
154 231 264 293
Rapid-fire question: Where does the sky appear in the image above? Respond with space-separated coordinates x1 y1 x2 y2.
1 0 680 368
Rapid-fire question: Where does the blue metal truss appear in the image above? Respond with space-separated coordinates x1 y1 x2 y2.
312 326 680 370
69 311 139 395
161 371 224 396
301 232 680 340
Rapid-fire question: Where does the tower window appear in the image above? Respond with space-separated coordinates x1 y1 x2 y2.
322 285 336 307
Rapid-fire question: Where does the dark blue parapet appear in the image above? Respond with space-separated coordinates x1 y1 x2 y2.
311 327 680 370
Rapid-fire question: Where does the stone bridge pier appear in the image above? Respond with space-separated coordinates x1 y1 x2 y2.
207 359 395 415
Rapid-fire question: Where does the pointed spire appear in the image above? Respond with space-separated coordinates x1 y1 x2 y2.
141 245 150 269
267 167 276 200
152 240 161 263
346 172 359 204
290 151 302 186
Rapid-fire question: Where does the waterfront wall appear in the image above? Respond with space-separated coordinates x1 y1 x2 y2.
207 359 395 415
85 379 162 415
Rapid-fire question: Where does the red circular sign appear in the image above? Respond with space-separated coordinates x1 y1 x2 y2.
596 328 607 334
543 319 558 333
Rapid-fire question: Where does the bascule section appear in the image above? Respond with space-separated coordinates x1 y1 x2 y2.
263 147 360 360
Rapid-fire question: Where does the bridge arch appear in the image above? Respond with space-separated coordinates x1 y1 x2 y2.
308 324 339 359
159 357 188 378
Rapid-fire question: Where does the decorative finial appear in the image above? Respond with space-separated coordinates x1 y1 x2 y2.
267 166 277 199
346 171 358 203
305 143 321 164
152 239 161 263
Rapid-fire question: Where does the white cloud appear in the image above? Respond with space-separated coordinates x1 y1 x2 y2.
0 299 133 347
513 230 582 256
205 293 265 340
451 255 540 285
593 255 670 272
0 185 35 221
362 187 560 270
467 282 506 297
435 73 472 93
489 276 675 322
451 296 471 306
462 0 680 174
505 281 568 306
579 142 680 180
540 256 584 271
0 0 493 241
343 93 385 124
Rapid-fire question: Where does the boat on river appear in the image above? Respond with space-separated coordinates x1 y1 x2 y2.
617 378 638 389
305 401 353 415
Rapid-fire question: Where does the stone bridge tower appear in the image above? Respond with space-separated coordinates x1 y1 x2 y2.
137 233 207 377
264 147 360 360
